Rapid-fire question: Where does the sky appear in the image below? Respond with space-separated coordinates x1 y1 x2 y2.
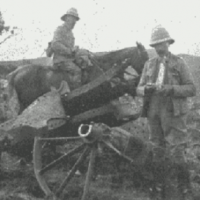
0 0 200 60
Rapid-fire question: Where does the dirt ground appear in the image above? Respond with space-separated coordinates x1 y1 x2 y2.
0 156 200 200
0 160 150 200
1 114 200 200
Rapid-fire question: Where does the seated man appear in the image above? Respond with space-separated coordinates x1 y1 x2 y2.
49 8 90 90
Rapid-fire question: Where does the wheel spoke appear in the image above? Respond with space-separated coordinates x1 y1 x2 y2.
38 136 82 142
55 146 91 197
102 140 134 163
40 143 86 175
81 144 97 200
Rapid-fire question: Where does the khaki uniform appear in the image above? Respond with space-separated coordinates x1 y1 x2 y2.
137 52 195 151
137 52 196 198
51 23 82 90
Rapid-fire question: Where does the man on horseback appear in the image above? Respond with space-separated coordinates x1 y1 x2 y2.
137 25 196 199
49 8 90 90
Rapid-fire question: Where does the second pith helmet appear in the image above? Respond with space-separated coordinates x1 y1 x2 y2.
150 25 174 47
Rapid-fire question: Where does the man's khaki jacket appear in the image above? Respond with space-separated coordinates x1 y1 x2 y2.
137 52 196 117
51 23 75 64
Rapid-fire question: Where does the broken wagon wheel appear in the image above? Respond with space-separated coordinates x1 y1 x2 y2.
33 132 98 200
33 123 136 200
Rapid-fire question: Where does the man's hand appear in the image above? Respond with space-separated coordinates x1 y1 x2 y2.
158 85 174 96
144 84 156 95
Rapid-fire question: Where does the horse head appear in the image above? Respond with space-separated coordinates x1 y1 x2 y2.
130 42 149 75
136 42 149 60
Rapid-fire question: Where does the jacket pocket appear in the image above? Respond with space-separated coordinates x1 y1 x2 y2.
172 98 188 116
169 66 181 85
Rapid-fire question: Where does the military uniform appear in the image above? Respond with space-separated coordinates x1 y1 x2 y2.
137 25 196 199
50 8 82 90
51 23 81 90
137 52 196 158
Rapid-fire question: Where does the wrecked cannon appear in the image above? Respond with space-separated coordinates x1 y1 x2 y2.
33 123 149 199
0 84 146 200
34 122 150 200
0 44 149 200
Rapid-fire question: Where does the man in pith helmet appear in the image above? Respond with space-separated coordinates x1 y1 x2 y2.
137 25 196 199
49 8 89 90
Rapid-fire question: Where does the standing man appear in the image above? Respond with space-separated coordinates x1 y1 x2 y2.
50 7 82 90
137 25 196 199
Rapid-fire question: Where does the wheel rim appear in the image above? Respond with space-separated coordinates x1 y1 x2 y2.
33 135 98 200
33 123 136 200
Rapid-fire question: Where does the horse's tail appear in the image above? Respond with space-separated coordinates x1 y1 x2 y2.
6 66 24 117
7 68 19 99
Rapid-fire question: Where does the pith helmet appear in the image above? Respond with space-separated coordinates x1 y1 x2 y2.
150 25 175 47
61 8 80 21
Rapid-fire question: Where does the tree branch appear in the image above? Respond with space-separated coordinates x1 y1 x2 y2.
0 33 17 46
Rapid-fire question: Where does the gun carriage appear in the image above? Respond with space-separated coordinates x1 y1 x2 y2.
0 43 150 200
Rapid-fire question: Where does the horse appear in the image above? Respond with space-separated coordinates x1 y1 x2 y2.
7 42 148 114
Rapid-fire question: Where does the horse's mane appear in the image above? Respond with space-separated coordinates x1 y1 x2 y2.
95 47 137 61
93 45 148 74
